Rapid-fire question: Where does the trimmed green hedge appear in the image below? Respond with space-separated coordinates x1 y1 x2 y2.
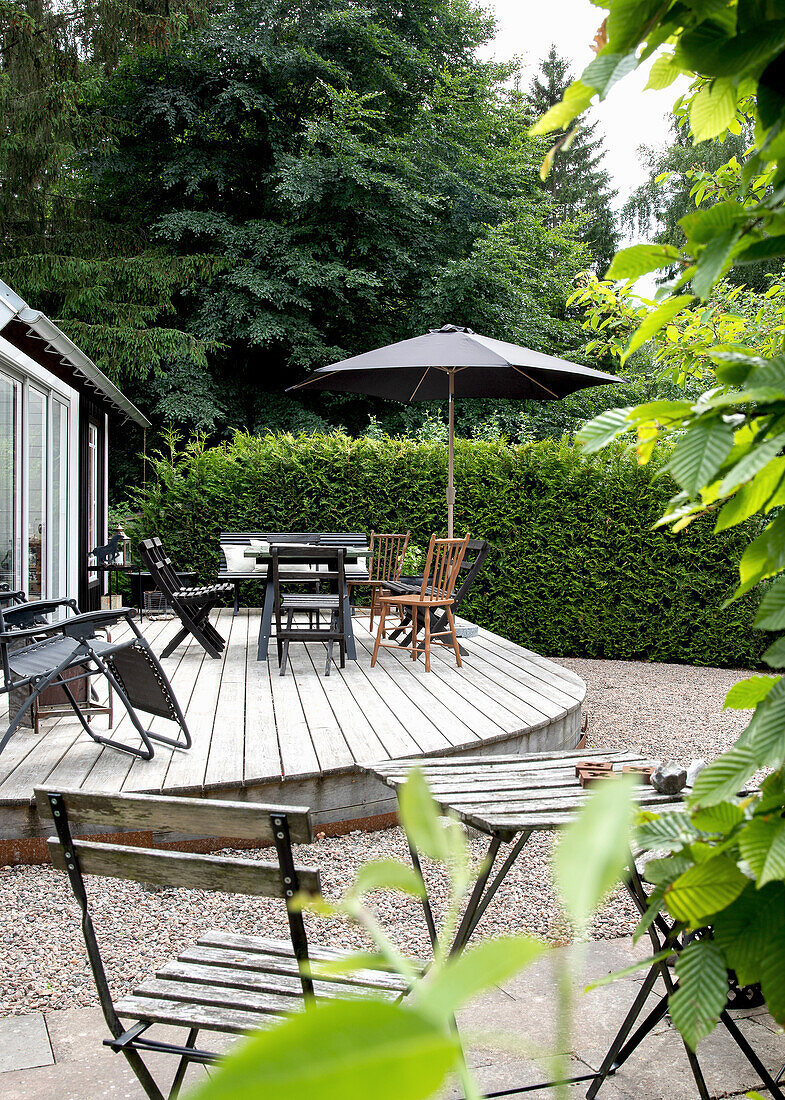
129 431 764 667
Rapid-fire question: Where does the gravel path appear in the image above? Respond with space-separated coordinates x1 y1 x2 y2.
0 658 752 1017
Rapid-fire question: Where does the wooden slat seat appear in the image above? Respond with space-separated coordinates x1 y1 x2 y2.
115 931 408 1035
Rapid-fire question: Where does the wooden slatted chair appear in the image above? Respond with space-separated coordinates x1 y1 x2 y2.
386 537 489 650
347 531 410 629
371 533 470 673
139 538 233 659
36 787 412 1100
272 545 347 676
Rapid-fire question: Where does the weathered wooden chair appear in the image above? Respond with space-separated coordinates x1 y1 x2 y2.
138 538 233 659
36 788 411 1100
371 533 470 672
347 531 410 629
1 601 190 759
386 537 489 650
272 545 347 676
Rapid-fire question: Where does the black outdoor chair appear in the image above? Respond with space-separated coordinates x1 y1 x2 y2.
272 544 347 676
0 600 191 760
386 537 489 649
36 787 412 1100
138 538 233 660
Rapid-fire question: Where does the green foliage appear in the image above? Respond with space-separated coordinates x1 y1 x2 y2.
527 46 619 273
540 0 785 1048
553 775 636 929
0 0 214 384
129 430 763 667
81 0 589 442
194 767 632 1100
190 999 459 1100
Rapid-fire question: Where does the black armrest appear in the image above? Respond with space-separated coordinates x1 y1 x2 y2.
59 608 133 641
1 598 80 631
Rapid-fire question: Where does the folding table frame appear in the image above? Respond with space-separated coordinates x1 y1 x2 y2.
364 749 784 1099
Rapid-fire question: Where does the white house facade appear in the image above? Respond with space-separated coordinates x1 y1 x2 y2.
0 278 149 609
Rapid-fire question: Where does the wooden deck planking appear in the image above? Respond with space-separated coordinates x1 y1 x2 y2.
0 609 586 838
342 638 454 755
204 610 249 789
353 631 489 747
290 644 355 773
473 630 585 697
243 610 282 784
162 609 234 793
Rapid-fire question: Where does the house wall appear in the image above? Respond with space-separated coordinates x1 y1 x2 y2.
0 335 84 602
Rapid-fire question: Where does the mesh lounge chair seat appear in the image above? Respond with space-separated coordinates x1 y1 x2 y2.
0 601 191 760
138 538 233 659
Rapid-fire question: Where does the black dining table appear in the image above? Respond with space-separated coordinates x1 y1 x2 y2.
245 543 370 662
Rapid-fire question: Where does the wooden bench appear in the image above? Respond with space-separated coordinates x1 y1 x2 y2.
219 531 369 614
36 787 412 1100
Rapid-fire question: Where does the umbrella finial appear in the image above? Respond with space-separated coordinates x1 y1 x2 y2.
432 324 475 334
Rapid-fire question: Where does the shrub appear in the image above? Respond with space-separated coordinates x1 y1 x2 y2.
129 430 764 667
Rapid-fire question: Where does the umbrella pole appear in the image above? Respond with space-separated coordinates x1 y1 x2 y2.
447 369 455 538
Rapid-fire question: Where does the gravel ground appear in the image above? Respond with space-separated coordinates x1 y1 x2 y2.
0 657 752 1017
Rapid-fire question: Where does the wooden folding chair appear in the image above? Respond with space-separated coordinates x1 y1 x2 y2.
138 538 233 659
347 531 410 629
371 533 470 672
36 788 412 1100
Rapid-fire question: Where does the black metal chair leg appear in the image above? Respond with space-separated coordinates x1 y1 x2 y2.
0 651 81 755
720 1010 785 1099
168 1028 200 1099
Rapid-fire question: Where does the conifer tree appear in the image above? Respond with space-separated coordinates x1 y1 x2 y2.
0 0 215 383
528 45 619 273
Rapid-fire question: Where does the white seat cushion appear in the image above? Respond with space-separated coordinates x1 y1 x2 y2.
221 544 250 574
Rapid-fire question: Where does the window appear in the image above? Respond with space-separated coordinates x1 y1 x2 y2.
0 372 20 589
0 365 72 598
51 399 69 598
87 421 99 565
27 387 47 599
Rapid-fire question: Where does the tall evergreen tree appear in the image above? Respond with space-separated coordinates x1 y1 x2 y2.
528 46 619 273
0 0 216 383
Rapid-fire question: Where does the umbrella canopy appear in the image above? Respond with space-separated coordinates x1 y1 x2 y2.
288 325 624 534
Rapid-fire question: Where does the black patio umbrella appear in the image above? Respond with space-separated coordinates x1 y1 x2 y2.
288 324 623 536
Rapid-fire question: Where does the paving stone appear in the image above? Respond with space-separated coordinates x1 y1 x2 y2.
581 1014 785 1100
471 967 666 1055
0 1013 53 1072
440 1053 635 1099
1 1006 239 1100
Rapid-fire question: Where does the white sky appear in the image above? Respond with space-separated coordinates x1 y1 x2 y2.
484 0 690 212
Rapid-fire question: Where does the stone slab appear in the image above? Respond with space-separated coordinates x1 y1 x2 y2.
0 1013 53 1072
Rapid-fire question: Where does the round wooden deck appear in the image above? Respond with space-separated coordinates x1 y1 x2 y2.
0 610 585 859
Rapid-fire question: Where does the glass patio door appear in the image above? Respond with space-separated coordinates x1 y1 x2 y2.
0 365 71 598
0 371 21 590
27 386 47 598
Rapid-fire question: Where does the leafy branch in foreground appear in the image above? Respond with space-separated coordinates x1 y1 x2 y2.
536 0 785 1048
191 771 635 1100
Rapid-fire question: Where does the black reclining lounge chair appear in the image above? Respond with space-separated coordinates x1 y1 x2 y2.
0 599 191 760
138 538 233 659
